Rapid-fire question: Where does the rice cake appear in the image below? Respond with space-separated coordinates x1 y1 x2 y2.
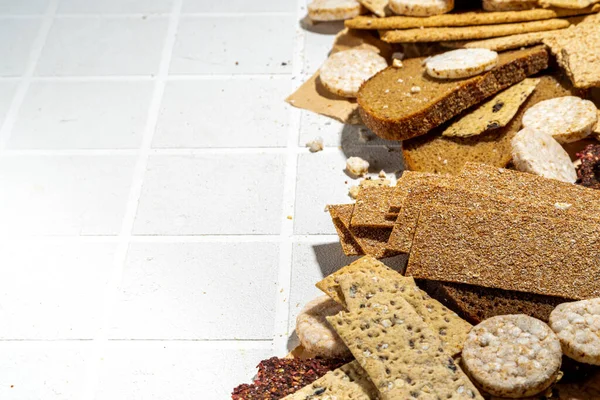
316 256 472 356
327 274 483 399
443 78 539 138
425 48 499 80
406 205 600 300
379 19 570 43
282 361 377 400
351 186 395 228
308 0 364 21
483 0 539 10
388 0 454 16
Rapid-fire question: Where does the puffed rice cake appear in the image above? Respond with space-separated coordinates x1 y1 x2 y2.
308 0 363 21
389 0 454 16
425 48 499 79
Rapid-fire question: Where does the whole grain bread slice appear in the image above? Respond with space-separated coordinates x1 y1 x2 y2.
401 72 586 174
357 47 548 141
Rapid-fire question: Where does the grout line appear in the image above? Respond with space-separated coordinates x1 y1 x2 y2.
0 0 58 151
272 0 307 357
81 1 183 398
0 73 293 82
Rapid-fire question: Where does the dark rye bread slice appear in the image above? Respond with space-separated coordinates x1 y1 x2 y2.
422 280 568 324
402 72 589 174
357 46 548 141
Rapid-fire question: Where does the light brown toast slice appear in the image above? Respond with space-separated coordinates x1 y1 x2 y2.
357 47 548 141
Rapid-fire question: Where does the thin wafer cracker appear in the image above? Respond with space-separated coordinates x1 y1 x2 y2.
345 6 599 29
327 274 483 399
406 205 600 300
443 78 539 137
351 186 395 228
442 30 566 52
329 204 363 256
380 19 570 43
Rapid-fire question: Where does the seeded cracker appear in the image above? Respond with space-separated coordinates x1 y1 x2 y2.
462 315 562 398
426 49 498 80
550 299 600 365
282 361 378 400
327 274 483 400
406 205 600 300
511 128 577 183
388 0 454 16
296 296 351 359
443 79 539 138
483 0 539 11
351 186 395 228
308 0 363 21
380 19 570 43
320 49 387 98
316 256 472 357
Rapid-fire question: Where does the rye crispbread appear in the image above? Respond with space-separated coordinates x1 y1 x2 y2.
544 13 600 88
388 171 444 212
328 204 363 256
316 256 472 356
350 186 395 228
379 19 570 43
401 73 585 174
328 274 483 399
345 6 599 30
406 205 600 300
442 30 567 52
358 47 548 141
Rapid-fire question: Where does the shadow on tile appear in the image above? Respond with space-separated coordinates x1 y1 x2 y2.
300 17 345 35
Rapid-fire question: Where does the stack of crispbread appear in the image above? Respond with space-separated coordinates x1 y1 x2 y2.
327 162 600 323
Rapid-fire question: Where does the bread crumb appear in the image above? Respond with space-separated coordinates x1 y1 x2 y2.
393 59 403 68
287 215 293 220
346 156 370 177
411 86 422 94
397 78 404 83
306 137 324 153
554 202 572 210
348 185 360 199
379 170 387 178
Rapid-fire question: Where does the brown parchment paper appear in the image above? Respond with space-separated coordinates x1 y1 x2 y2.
286 28 393 125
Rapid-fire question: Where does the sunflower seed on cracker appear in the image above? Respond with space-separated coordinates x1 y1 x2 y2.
550 298 600 366
511 128 577 183
308 0 363 21
320 49 387 98
462 315 562 398
389 0 454 16
443 78 539 137
425 48 498 80
522 96 598 144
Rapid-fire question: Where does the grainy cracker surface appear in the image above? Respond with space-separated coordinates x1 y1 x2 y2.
388 0 454 16
320 49 387 98
351 186 395 228
550 299 600 365
462 315 562 398
443 30 566 52
308 0 363 21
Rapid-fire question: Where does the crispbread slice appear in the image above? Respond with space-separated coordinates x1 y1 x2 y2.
442 30 567 52
544 14 600 88
282 361 377 400
357 47 548 141
442 78 539 137
379 19 570 43
327 274 483 399
317 256 472 356
329 204 363 256
351 186 395 228
406 205 600 300
388 172 448 212
345 6 600 29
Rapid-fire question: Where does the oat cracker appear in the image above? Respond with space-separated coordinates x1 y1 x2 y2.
388 0 454 16
522 96 597 143
426 48 499 80
462 315 562 398
550 298 600 365
308 0 363 21
320 49 387 98
511 128 577 183
296 296 351 359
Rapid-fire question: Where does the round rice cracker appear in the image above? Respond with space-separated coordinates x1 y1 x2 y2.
308 0 362 21
522 96 598 144
296 295 351 359
319 49 388 98
550 299 600 366
425 48 499 80
511 128 577 183
462 315 562 398
389 0 454 16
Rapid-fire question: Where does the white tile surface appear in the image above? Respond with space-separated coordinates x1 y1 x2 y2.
294 148 404 234
170 16 295 74
95 342 272 400
110 242 279 339
134 154 286 235
302 24 343 75
153 78 290 148
183 0 296 13
0 0 49 14
9 81 153 149
0 156 136 236
0 242 115 339
58 0 174 14
36 17 169 76
0 81 17 128
0 18 42 76
0 342 90 400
